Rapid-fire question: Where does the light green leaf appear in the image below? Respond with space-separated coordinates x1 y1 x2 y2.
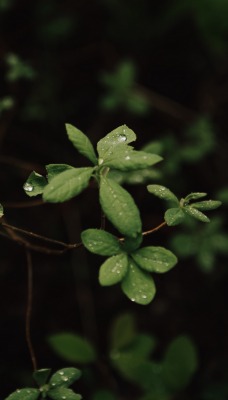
81 229 121 256
48 333 96 364
97 125 136 161
0 203 4 217
4 388 40 400
110 313 136 350
33 368 51 386
183 206 210 222
103 150 162 171
122 233 142 252
132 246 177 273
66 123 97 165
48 387 82 400
165 208 185 226
191 200 222 211
46 164 74 181
49 368 81 389
99 253 128 286
147 185 179 204
162 336 198 391
43 167 94 203
23 171 47 197
121 260 156 305
184 192 207 202
99 177 142 238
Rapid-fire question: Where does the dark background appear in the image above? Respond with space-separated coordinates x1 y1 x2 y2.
0 0 228 398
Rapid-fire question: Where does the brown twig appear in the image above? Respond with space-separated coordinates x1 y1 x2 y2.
25 249 37 371
142 221 167 236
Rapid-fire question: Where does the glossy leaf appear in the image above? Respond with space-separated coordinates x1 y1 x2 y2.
147 185 179 204
99 177 142 238
46 164 74 181
99 253 128 286
110 313 136 350
49 368 81 389
81 229 121 256
103 150 162 171
48 387 82 400
183 206 210 222
191 200 222 210
132 246 177 273
0 203 3 217
4 389 40 400
23 171 47 197
121 260 156 305
33 368 51 386
165 208 185 226
66 123 97 165
97 125 136 161
43 167 94 203
184 192 207 202
48 333 96 364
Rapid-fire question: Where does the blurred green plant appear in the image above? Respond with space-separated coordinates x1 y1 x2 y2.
5 53 36 81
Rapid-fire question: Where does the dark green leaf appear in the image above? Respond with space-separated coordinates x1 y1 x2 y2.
97 125 136 161
103 150 162 171
81 229 121 256
191 200 222 211
48 387 82 400
43 167 94 203
0 203 4 217
110 313 136 350
33 368 51 386
147 185 179 204
132 246 177 273
99 253 128 286
127 334 157 359
184 192 207 202
121 260 156 305
23 171 47 197
165 208 185 226
183 206 210 222
4 389 40 400
46 164 74 181
92 390 116 400
49 368 81 389
99 177 142 238
48 333 96 364
66 123 97 165
122 233 143 252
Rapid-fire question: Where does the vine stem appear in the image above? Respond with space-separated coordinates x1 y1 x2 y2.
25 249 37 371
142 221 167 236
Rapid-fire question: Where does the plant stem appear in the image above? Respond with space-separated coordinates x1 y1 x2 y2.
142 221 167 236
25 249 37 371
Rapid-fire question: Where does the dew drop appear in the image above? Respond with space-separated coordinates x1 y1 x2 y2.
16 389 21 393
125 156 130 160
62 377 68 382
118 133 127 142
98 158 104 165
23 183 33 192
59 371 64 375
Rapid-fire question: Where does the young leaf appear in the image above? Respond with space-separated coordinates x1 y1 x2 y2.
48 387 82 400
0 203 4 217
99 253 128 286
4 389 40 400
48 333 96 363
43 167 94 203
33 368 51 386
46 164 74 181
122 233 143 252
191 200 222 210
49 368 81 389
121 260 156 305
165 208 185 226
99 177 142 238
147 185 179 204
103 150 162 171
66 123 97 165
23 171 47 197
81 229 121 256
132 246 177 273
183 206 210 222
97 125 136 161
184 192 207 202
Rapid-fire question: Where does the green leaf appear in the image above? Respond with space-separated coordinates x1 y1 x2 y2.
147 185 179 204
43 167 94 203
99 177 142 238
122 233 142 252
103 150 162 171
99 253 128 286
23 171 47 197
4 389 40 400
48 387 82 400
49 368 81 389
110 313 136 350
184 192 207 202
65 123 97 165
132 246 177 273
46 164 74 181
0 203 4 217
48 333 96 364
81 229 121 256
121 260 156 305
162 336 198 391
126 334 157 360
191 200 222 211
33 368 51 386
165 208 185 226
183 206 210 222
97 125 136 161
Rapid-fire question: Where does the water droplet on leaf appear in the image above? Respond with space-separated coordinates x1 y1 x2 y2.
118 133 127 142
23 183 33 192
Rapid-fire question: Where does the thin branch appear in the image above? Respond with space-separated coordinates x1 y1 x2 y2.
25 249 37 371
142 221 167 236
3 199 44 208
